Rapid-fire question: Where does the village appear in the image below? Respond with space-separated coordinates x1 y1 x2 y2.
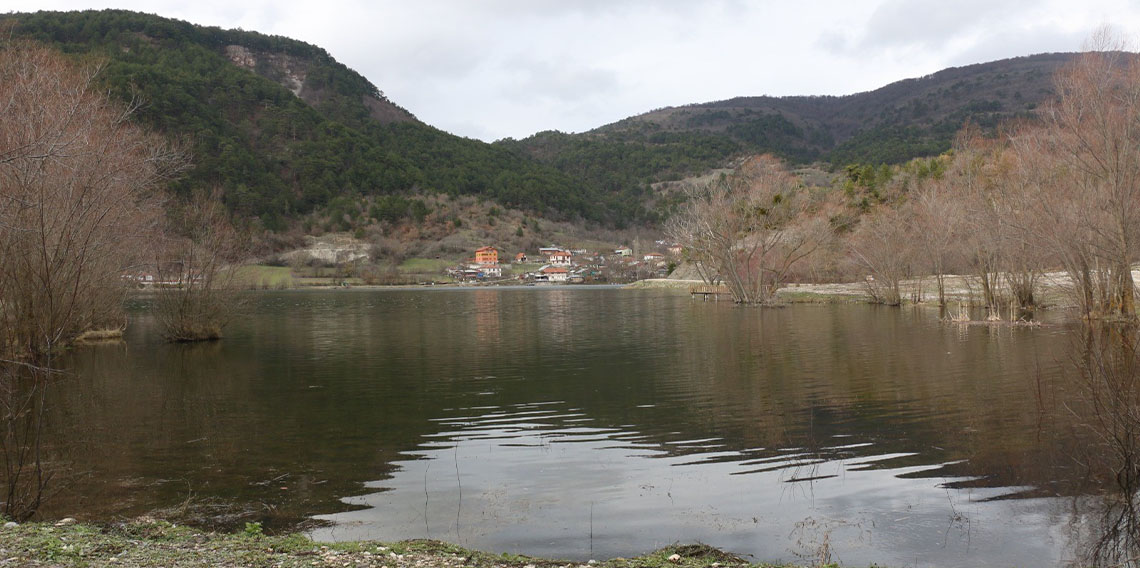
447 242 683 284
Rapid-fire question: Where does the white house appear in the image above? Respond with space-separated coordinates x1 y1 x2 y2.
541 266 569 282
477 264 502 278
550 251 572 266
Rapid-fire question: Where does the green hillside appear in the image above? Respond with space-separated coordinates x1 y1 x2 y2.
3 10 635 229
504 54 1072 178
3 10 1086 233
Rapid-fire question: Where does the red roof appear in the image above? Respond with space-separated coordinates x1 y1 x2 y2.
542 266 569 273
476 246 497 253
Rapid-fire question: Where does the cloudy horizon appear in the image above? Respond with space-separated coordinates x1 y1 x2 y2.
3 1 1138 141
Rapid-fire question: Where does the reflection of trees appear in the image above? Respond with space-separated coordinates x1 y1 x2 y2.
645 304 1070 486
1049 328 1140 566
42 316 398 528
35 290 1108 542
0 364 63 521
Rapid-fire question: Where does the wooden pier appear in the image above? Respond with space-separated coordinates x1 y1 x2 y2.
689 284 730 301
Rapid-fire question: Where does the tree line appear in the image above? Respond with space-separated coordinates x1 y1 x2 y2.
670 38 1140 323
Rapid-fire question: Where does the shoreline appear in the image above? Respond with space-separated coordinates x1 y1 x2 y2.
0 520 804 568
625 274 1081 310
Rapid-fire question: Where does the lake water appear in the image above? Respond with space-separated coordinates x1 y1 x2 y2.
46 287 1100 566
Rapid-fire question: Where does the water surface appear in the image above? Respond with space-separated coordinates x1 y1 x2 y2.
50 288 1086 566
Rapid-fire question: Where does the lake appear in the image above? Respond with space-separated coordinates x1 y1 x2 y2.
44 287 1100 566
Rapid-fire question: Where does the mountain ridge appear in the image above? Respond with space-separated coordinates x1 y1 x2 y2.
0 9 1097 234
3 9 623 231
570 53 1073 163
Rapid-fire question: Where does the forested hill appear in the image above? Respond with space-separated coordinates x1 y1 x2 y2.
1 9 1095 233
498 54 1076 191
2 10 637 229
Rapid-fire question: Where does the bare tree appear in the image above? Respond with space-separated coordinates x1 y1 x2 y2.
847 206 913 306
0 42 183 520
666 155 827 304
154 191 246 341
1030 31 1140 320
0 43 184 357
907 178 966 307
946 132 1011 314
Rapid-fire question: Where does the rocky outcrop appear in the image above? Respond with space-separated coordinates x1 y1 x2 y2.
225 44 306 98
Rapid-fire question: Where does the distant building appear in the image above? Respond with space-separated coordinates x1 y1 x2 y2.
452 263 502 280
643 252 665 262
540 266 569 282
475 246 499 266
122 271 156 284
614 247 633 257
668 244 683 256
515 252 528 263
550 251 572 266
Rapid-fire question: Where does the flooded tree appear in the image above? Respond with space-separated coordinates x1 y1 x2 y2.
0 42 183 519
154 191 245 341
667 155 830 304
847 205 913 305
0 42 184 356
1025 31 1140 321
906 178 966 307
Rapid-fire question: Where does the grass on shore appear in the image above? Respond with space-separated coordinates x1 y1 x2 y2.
74 328 124 342
233 265 296 289
0 520 815 568
398 258 454 274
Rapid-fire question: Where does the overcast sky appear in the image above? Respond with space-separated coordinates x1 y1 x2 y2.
4 0 1139 141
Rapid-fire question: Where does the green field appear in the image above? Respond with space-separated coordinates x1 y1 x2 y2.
232 265 296 289
508 262 542 275
397 258 454 274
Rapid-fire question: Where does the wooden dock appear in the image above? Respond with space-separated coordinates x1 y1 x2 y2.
689 284 730 301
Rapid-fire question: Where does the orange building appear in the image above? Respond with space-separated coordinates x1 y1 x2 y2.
475 246 499 266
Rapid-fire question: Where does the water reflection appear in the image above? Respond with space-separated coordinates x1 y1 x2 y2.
312 398 1060 566
474 290 500 344
40 289 1104 566
1037 327 1140 566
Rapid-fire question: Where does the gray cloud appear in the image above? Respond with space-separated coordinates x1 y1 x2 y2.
859 0 1010 50
501 57 619 103
949 27 1087 67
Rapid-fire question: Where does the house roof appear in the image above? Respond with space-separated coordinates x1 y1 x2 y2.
475 246 497 253
542 266 569 273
